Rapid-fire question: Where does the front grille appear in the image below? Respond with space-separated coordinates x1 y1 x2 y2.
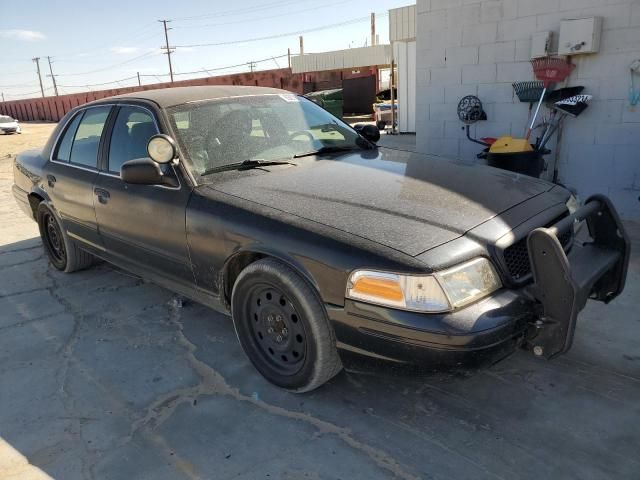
502 228 572 282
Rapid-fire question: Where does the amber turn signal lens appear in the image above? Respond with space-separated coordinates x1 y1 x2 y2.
350 276 404 302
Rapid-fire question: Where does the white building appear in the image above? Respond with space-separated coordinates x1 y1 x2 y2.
413 0 640 220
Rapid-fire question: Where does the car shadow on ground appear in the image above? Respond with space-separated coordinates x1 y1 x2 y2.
1 235 639 480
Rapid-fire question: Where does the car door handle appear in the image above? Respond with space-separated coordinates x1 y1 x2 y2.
94 187 110 204
46 174 56 187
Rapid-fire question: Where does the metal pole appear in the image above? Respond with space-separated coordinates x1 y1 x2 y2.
159 19 174 83
33 57 45 97
46 56 59 96
299 36 304 56
390 59 396 135
137 71 142 86
371 12 376 46
1 92 4 102
287 48 291 69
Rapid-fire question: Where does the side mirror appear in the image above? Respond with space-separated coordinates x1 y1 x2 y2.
147 134 177 164
121 158 178 187
353 123 381 143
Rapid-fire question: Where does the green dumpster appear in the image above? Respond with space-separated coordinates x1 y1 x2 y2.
303 89 343 118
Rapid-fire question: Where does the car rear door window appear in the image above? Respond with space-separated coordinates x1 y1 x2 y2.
54 113 83 162
69 106 111 168
108 106 157 174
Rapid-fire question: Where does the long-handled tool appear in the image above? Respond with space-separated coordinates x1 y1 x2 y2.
537 95 592 151
513 81 544 136
535 86 585 149
525 57 575 140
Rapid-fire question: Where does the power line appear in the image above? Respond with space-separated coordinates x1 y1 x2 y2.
0 81 38 88
167 54 288 77
172 0 299 22
52 22 159 60
58 75 139 88
174 14 387 49
55 51 159 77
172 0 350 29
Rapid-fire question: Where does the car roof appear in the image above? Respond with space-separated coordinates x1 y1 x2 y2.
104 85 291 108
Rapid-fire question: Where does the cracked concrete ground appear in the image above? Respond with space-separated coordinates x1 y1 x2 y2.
1 124 639 480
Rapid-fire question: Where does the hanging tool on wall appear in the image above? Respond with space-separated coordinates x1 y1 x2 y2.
537 95 592 152
512 81 544 136
525 57 576 140
533 85 585 149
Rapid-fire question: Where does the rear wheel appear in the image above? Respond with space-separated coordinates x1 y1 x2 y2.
231 258 342 392
37 203 94 273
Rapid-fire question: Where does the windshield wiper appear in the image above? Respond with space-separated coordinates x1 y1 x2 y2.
200 159 296 176
293 146 361 159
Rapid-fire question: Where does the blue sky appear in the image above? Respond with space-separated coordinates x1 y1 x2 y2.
1 0 411 99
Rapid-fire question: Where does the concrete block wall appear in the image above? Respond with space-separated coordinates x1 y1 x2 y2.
416 0 640 219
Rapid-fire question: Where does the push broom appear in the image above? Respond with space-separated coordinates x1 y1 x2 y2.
525 57 575 140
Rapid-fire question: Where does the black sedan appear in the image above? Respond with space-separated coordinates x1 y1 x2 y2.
12 86 630 392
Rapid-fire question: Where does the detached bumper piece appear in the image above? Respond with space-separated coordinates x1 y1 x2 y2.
526 194 630 359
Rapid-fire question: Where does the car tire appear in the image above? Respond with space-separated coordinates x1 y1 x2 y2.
231 258 342 393
37 203 94 273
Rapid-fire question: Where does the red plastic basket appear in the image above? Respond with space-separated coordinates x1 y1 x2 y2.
525 57 576 140
531 57 576 87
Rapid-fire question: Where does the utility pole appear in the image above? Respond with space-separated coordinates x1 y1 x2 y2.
159 19 175 83
287 48 291 69
248 61 256 73
137 71 142 86
299 36 304 56
371 12 376 46
46 56 59 96
32 57 45 97
1 92 4 102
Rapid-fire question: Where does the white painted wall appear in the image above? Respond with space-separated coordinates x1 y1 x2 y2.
415 0 640 219
394 41 417 132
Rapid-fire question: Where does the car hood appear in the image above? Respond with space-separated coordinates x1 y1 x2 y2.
204 148 554 256
0 122 18 128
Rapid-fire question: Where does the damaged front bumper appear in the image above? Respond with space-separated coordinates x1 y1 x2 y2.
525 194 630 359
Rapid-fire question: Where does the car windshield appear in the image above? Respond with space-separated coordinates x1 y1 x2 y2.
167 94 367 178
0 116 14 124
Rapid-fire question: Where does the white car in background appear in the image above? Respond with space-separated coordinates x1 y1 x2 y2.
0 115 21 134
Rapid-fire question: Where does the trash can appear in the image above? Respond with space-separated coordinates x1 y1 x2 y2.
484 149 546 178
303 89 343 118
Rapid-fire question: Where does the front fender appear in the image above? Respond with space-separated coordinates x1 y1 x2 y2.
221 243 323 302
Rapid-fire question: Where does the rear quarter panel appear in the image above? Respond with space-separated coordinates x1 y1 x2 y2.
13 149 48 204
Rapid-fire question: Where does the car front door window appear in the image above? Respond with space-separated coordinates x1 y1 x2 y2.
108 106 158 174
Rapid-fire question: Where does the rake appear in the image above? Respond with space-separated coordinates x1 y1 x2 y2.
525 57 575 140
513 81 544 136
513 81 545 103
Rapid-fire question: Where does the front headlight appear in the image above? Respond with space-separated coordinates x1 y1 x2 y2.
346 258 501 313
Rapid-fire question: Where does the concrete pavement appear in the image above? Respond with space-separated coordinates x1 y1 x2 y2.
1 124 639 479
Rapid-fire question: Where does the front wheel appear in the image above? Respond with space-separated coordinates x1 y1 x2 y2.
231 259 342 392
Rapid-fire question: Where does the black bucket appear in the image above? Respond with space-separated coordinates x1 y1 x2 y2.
485 149 546 178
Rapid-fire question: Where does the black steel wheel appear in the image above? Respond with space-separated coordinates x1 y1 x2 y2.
36 203 94 273
40 207 66 269
231 258 342 392
247 284 307 375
